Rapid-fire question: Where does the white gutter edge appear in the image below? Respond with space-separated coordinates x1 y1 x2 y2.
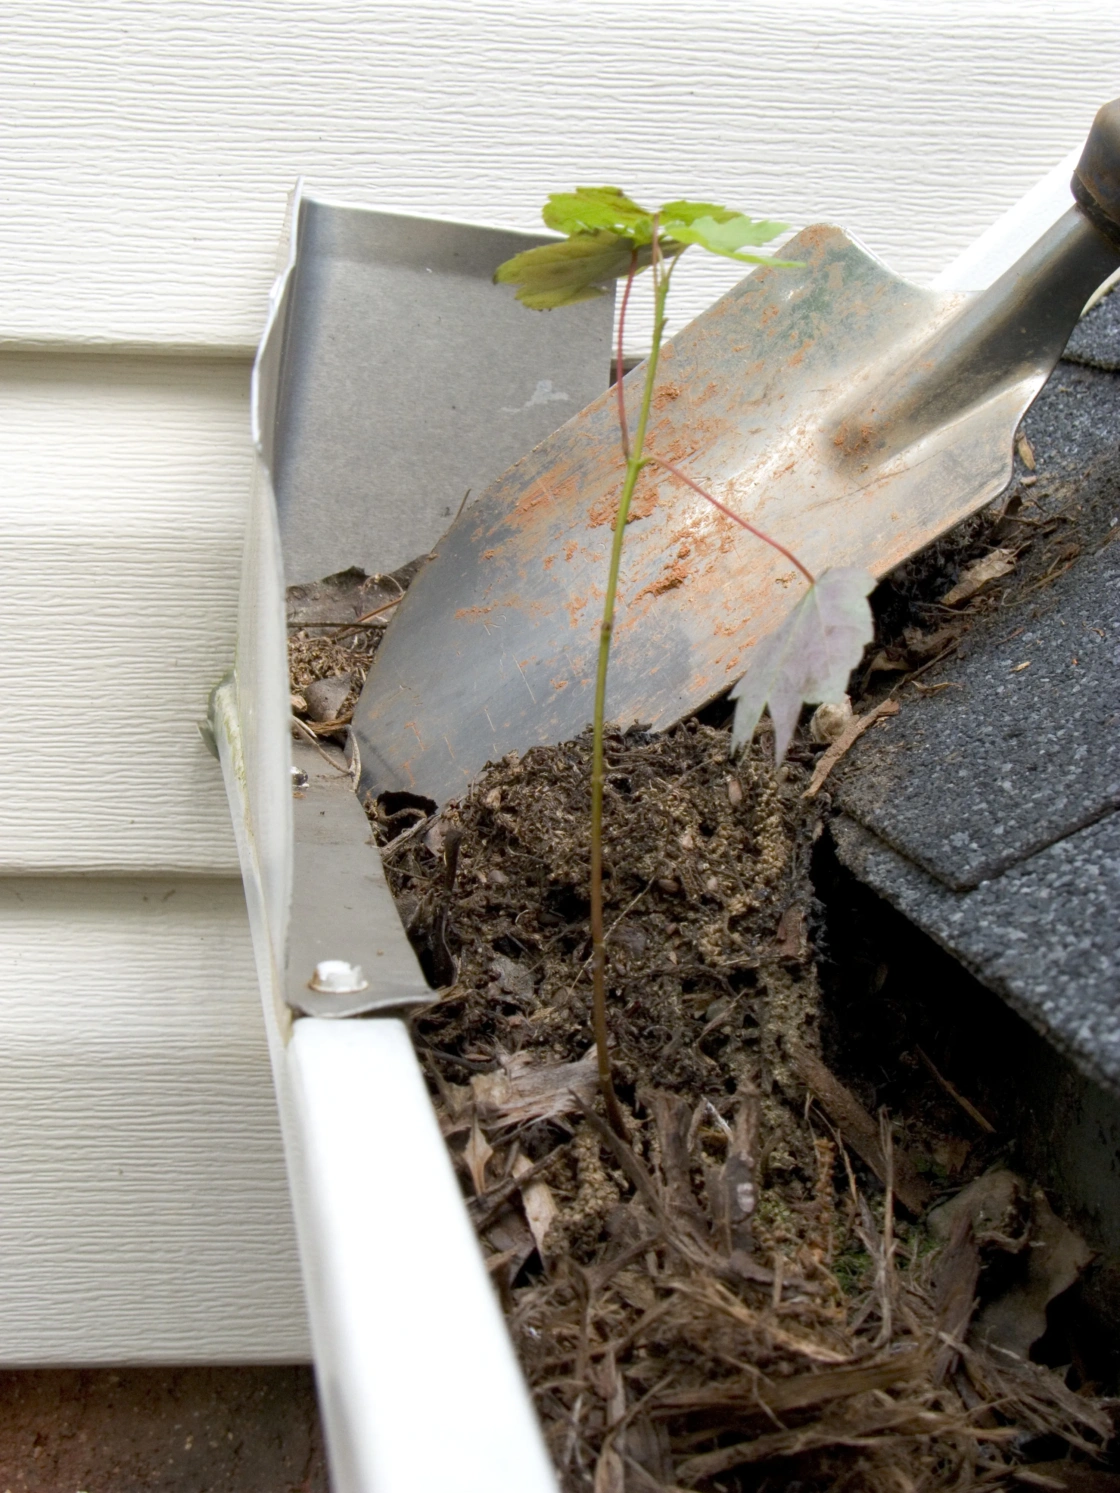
288 1018 557 1493
214 181 558 1493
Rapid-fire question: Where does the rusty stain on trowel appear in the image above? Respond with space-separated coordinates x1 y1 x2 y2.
355 210 1120 806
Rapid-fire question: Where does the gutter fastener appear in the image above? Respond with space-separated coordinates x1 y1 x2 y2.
308 960 370 996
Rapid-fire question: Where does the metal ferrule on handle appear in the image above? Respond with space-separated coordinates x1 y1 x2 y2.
1072 97 1120 251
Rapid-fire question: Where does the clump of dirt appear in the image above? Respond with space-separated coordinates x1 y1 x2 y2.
370 722 1113 1491
381 721 813 1105
857 377 1120 704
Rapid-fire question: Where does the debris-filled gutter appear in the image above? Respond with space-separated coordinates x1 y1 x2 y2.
214 136 1120 1491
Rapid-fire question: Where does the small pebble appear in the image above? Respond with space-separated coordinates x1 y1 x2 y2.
304 673 352 722
809 695 853 744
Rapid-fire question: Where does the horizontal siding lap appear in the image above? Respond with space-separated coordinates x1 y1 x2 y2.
0 877 308 1362
0 355 251 872
0 3 1117 350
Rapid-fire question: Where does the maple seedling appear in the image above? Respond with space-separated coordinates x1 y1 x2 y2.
496 187 874 1133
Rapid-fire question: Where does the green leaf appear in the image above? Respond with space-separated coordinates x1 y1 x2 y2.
541 186 655 244
660 200 794 265
729 568 876 761
494 230 643 309
496 188 800 310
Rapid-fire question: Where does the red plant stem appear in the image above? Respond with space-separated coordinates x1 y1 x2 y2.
648 453 816 585
615 251 638 459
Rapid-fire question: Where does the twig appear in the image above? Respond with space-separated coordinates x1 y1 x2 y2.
296 713 354 736
803 698 900 798
791 1046 931 1215
563 875 658 998
573 1094 712 1271
291 716 353 774
471 1140 573 1232
326 594 401 635
903 638 964 686
916 1047 997 1135
875 1110 896 1347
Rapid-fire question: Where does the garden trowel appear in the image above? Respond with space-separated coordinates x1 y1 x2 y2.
355 100 1120 806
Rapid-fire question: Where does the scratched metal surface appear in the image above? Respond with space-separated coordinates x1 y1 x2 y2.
355 210 1119 804
272 195 615 582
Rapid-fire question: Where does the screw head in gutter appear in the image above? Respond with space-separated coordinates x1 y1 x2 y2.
308 959 369 995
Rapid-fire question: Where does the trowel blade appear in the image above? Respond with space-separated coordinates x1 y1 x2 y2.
353 217 1111 806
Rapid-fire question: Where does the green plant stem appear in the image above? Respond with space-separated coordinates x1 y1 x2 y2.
589 238 675 1138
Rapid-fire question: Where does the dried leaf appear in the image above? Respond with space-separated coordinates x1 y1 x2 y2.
652 1349 923 1416
513 1152 559 1258
483 1207 535 1288
472 1050 597 1127
1021 1463 1120 1491
941 547 1017 606
975 1189 1093 1357
593 1347 627 1493
679 1400 971 1481
730 568 876 760
645 1088 707 1235
1018 432 1037 469
592 1443 625 1493
929 1171 1028 1251
462 1117 494 1196
932 1207 982 1384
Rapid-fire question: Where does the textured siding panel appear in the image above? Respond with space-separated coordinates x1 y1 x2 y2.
0 353 248 873
0 3 1117 354
0 0 1115 1366
0 875 308 1363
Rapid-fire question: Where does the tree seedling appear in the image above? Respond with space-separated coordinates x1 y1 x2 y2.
496 187 874 1133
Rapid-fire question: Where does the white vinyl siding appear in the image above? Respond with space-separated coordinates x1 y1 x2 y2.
0 0 1116 1362
0 877 306 1362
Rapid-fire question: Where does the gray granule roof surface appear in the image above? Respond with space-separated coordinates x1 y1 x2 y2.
833 337 1120 1095
1064 282 1120 371
835 532 1120 889
832 814 1120 1100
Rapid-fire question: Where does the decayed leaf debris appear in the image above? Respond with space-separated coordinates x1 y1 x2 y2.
370 720 1112 1491
287 562 414 736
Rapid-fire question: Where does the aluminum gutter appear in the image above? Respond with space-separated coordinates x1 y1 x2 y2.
214 136 1105 1487
209 183 622 1493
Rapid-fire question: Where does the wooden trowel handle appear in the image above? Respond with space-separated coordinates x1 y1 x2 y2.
1073 97 1120 250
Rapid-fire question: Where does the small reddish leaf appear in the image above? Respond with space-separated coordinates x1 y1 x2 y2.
730 568 876 761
